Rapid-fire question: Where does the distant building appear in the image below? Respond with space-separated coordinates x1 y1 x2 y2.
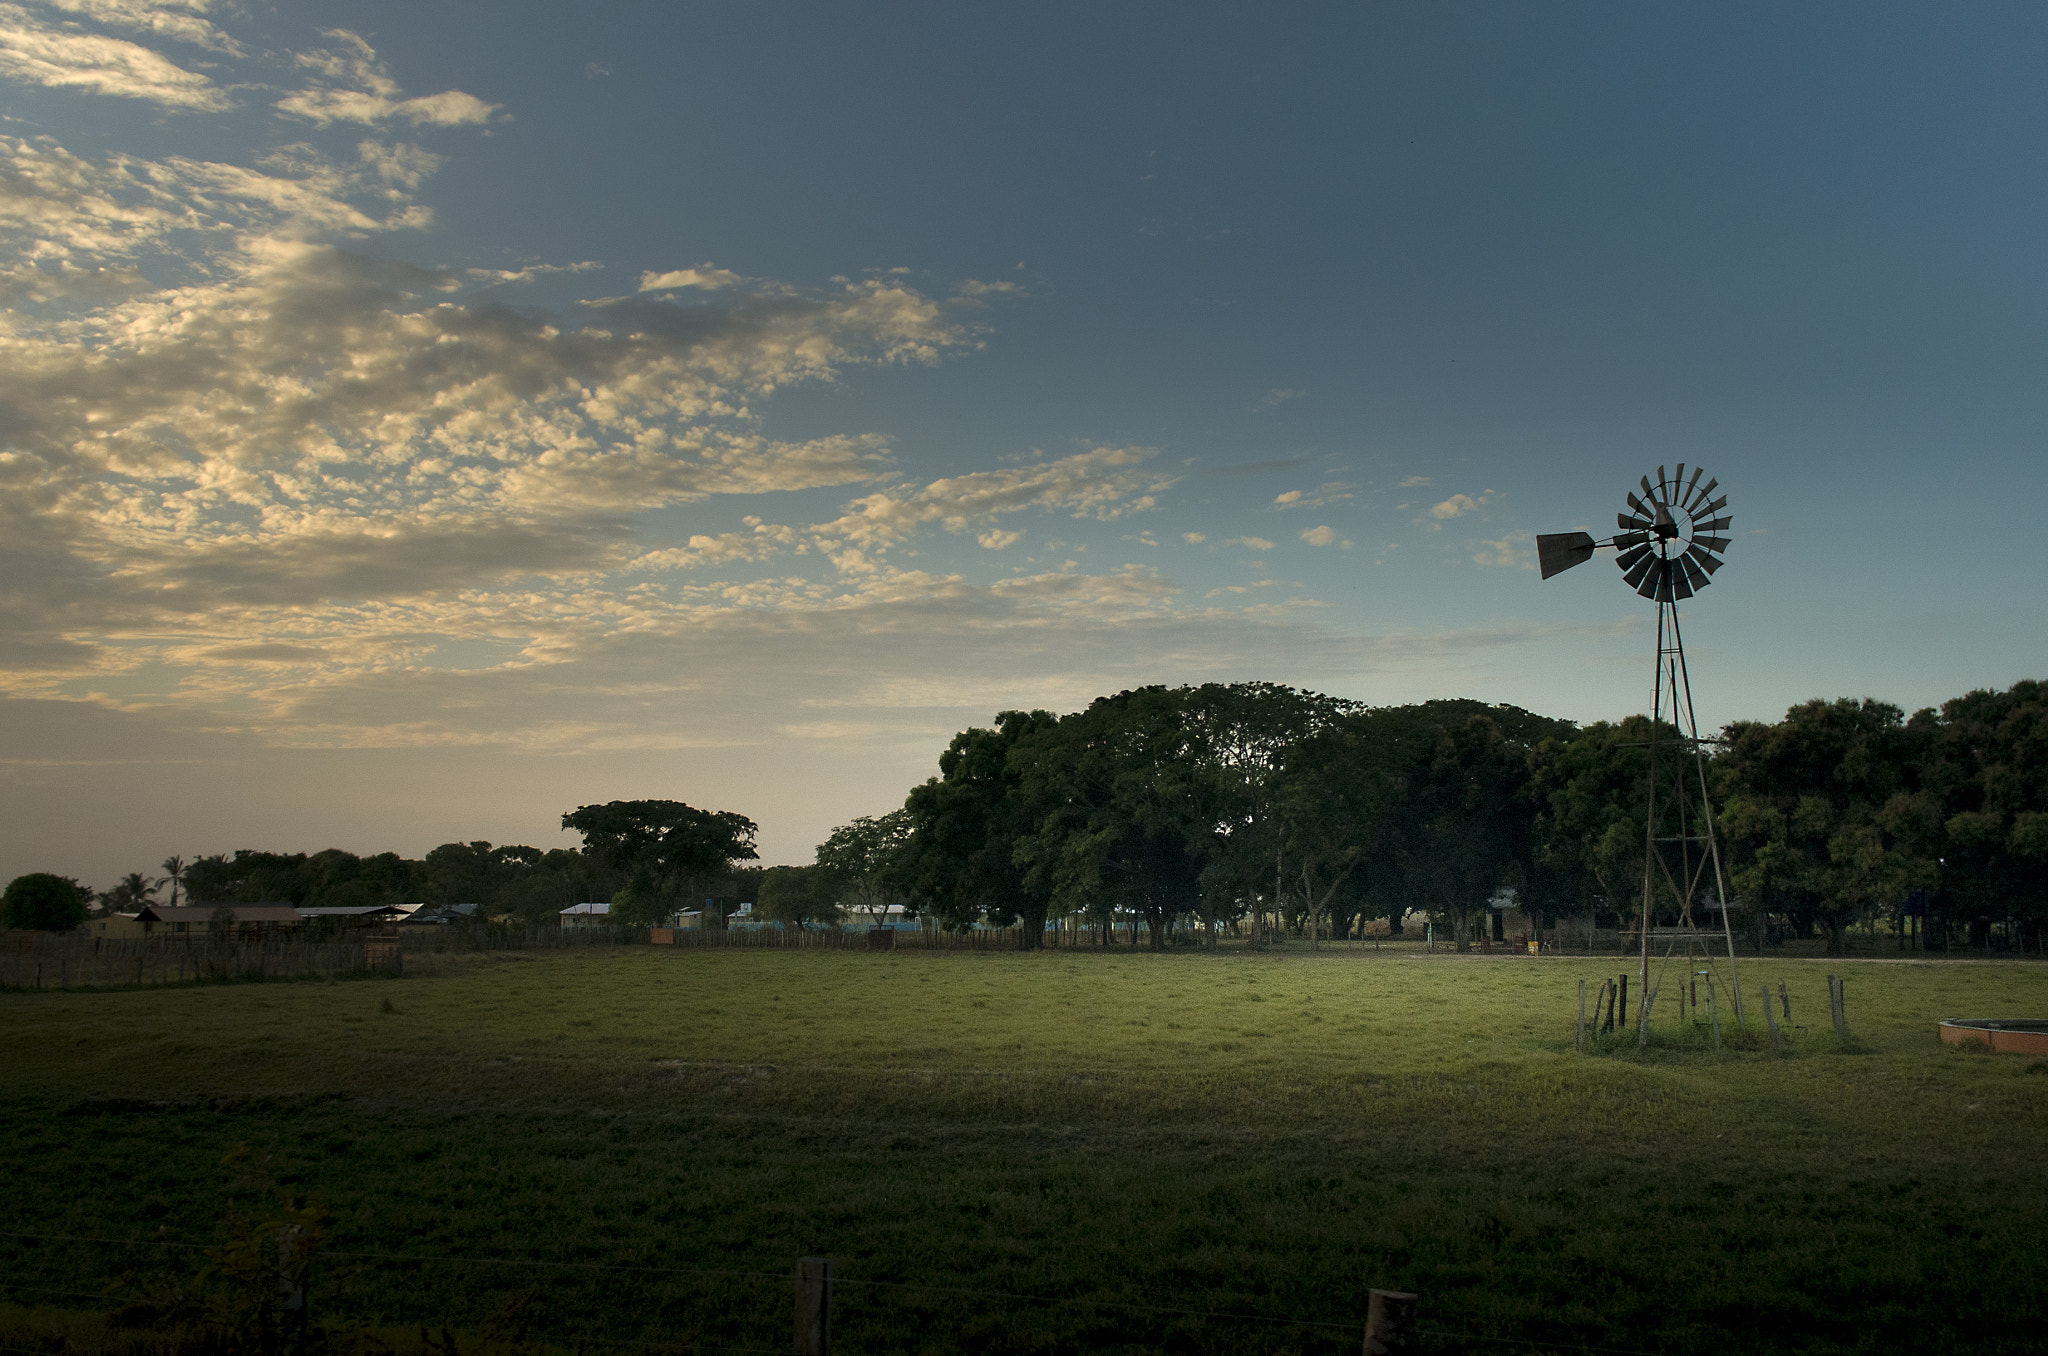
401 902 480 926
130 904 304 935
299 905 408 928
560 901 612 927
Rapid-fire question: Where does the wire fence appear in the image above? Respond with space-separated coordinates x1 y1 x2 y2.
0 1228 1679 1356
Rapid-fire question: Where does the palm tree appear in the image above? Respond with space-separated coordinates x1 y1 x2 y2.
109 871 159 913
160 855 187 908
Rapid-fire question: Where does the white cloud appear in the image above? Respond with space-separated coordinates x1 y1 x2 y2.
639 264 740 291
1299 525 1351 548
38 0 243 55
277 30 498 127
0 4 228 108
976 528 1023 550
1472 537 1532 569
1259 387 1304 408
1399 475 1432 487
1181 531 1205 544
1430 493 1482 520
1273 481 1354 510
1224 535 1275 551
808 446 1172 572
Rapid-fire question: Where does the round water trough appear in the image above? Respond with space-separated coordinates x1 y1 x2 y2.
1938 1019 2048 1054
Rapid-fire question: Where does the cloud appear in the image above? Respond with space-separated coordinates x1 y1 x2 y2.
1223 536 1275 551
1419 490 1497 529
277 30 498 127
1272 481 1354 510
808 446 1172 572
39 1 244 55
639 264 740 292
0 4 228 108
1181 531 1205 544
1259 387 1304 408
1299 525 1351 548
1472 537 1532 569
976 528 1023 550
1399 475 1432 487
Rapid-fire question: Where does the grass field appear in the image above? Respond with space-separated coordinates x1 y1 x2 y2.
2 944 2044 1354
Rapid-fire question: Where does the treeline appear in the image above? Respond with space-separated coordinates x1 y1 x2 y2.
55 802 767 930
35 679 2045 955
806 679 2048 955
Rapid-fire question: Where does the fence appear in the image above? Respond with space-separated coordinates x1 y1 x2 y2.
0 1229 1445 1356
0 930 376 991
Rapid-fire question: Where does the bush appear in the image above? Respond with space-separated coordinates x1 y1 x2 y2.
1 873 89 932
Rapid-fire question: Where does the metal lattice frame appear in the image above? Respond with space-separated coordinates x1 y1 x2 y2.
1538 464 1745 1041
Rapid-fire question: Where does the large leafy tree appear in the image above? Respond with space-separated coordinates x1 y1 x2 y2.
896 710 1060 941
1917 679 2048 948
3 874 89 932
815 810 910 926
561 799 759 925
1717 698 1932 954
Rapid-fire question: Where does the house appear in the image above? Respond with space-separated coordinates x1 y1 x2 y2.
560 902 612 927
298 905 408 929
86 912 146 940
401 902 480 926
133 904 304 935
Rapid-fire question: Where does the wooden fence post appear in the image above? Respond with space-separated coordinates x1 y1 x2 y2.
1830 975 1847 1038
1576 979 1586 1051
1761 983 1781 1051
1361 1287 1417 1354
795 1256 831 1355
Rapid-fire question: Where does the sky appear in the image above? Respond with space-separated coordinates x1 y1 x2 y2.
3 1 2047 886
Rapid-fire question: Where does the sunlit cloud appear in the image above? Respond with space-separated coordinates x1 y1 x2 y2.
277 30 499 127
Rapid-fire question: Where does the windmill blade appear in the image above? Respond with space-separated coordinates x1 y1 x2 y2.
1536 531 1597 579
1688 477 1718 511
1683 465 1704 505
1686 544 1724 574
1671 566 1695 600
1614 530 1648 549
1616 543 1652 571
1693 516 1732 534
1640 475 1655 501
1617 512 1651 531
1679 553 1710 591
1638 562 1666 600
1691 535 1730 554
1673 463 1687 497
1623 553 1658 593
1697 495 1728 516
1655 465 1670 502
1626 491 1652 518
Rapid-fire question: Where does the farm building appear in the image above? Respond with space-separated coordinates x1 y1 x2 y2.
299 905 408 928
127 905 304 936
560 902 612 927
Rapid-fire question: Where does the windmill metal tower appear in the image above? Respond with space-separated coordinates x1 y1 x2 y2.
1538 465 1745 1042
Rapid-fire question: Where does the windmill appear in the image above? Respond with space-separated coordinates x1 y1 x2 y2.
1538 465 1745 1044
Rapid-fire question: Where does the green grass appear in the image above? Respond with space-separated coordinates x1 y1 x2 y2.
2 945 2044 1354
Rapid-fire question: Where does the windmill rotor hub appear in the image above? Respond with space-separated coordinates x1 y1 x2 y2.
1533 463 1732 598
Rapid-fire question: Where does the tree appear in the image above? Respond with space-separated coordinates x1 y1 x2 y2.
897 711 1060 942
103 871 161 914
815 811 910 926
2 874 89 932
160 855 187 907
562 801 759 919
756 865 838 930
1916 679 2048 949
1718 698 1929 953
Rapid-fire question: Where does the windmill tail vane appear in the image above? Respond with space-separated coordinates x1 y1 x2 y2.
1535 462 1732 600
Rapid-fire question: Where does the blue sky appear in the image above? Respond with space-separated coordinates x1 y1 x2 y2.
3 2 2045 884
